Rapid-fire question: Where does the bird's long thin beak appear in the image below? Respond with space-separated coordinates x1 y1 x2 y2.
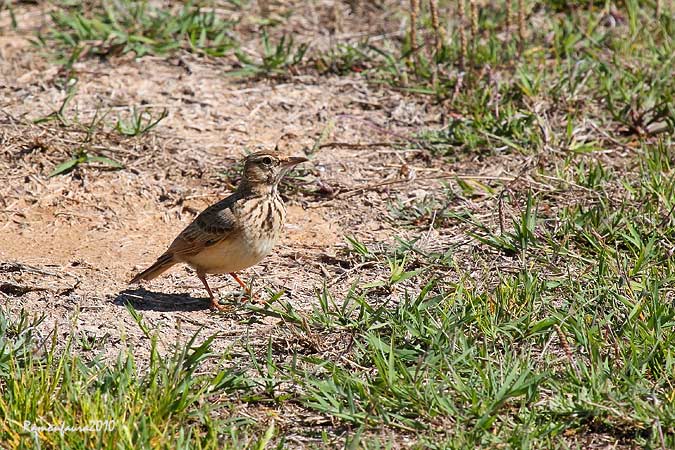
281 156 309 167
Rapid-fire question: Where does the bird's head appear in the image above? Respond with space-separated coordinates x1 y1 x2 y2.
239 152 308 193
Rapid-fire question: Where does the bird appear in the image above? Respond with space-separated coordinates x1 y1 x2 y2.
129 151 308 311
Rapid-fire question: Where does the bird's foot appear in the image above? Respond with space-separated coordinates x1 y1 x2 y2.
210 297 234 312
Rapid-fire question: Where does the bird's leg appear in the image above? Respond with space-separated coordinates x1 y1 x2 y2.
229 272 259 303
198 272 229 311
228 272 248 293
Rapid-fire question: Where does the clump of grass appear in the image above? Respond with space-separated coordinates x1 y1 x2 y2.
312 42 374 75
115 107 169 137
49 147 124 177
0 305 254 448
32 81 169 176
228 29 309 78
268 147 675 444
36 100 127 177
39 0 238 61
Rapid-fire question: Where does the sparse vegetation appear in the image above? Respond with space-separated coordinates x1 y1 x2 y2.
1 0 674 448
41 0 238 60
115 107 169 137
229 29 309 78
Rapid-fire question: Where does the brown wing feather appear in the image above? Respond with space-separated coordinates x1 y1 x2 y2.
167 192 242 258
129 192 244 284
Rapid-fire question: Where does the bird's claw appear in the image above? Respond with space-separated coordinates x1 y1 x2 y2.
210 298 234 312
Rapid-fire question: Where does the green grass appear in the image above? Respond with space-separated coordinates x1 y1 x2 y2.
229 29 309 78
0 306 258 449
39 0 238 60
4 0 675 447
265 212 675 448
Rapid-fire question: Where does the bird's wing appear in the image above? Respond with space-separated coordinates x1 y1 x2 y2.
167 193 241 257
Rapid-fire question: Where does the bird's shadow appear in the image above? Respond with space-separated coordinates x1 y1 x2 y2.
114 287 211 312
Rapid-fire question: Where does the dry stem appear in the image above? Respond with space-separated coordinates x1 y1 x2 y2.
517 0 526 45
554 324 582 379
470 0 478 39
429 0 445 55
458 0 467 68
409 0 420 74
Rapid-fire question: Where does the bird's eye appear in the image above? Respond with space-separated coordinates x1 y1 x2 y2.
261 156 273 165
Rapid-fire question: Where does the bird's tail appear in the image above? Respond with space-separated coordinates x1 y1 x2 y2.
129 253 176 284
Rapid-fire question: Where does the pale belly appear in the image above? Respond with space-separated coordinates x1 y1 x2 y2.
185 235 278 274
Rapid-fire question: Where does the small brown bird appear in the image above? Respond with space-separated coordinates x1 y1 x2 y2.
129 151 308 310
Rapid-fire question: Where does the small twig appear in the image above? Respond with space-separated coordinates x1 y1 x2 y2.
588 122 637 152
337 178 402 199
0 283 49 297
498 189 509 235
336 174 520 199
657 201 675 229
176 312 210 328
58 277 81 296
318 142 398 150
328 261 378 287
651 392 667 450
340 354 370 371
655 416 666 450
0 262 60 277
309 120 335 154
